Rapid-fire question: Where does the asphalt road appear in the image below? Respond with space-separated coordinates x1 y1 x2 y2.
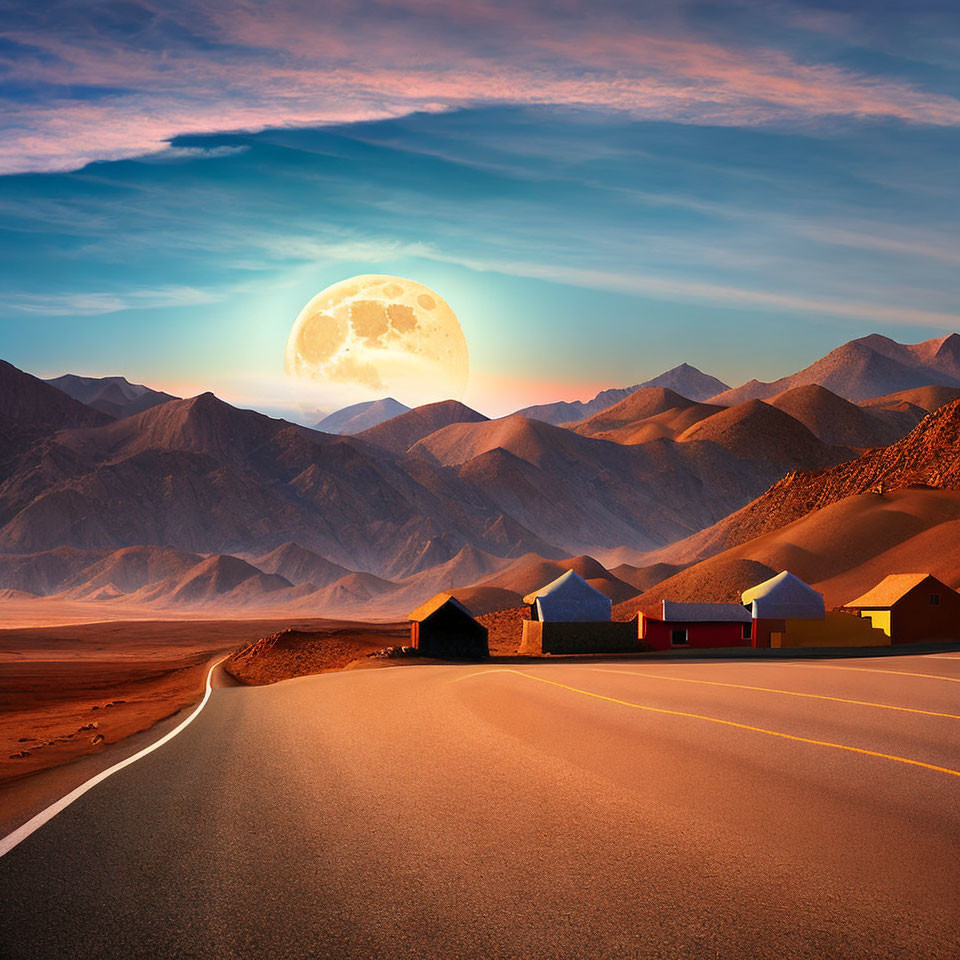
1 655 959 959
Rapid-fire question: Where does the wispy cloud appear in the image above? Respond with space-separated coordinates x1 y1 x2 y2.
6 286 221 315
140 145 250 163
3 0 960 173
439 255 960 329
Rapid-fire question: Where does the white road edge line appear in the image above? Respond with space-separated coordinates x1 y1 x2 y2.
0 655 228 859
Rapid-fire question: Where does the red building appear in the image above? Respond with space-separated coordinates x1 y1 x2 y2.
641 600 754 651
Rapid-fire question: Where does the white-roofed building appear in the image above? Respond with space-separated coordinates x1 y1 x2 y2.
522 569 612 623
742 571 825 621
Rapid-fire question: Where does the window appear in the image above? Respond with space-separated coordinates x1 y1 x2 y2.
742 623 752 640
671 628 688 646
930 593 940 605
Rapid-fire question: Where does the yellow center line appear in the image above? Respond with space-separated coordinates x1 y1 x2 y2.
760 662 960 685
589 667 960 721
462 668 960 781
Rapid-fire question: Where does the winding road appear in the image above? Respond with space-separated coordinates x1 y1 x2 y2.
2 654 959 959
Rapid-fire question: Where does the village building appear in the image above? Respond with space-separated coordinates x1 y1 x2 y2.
640 600 753 650
741 571 825 648
408 593 489 659
523 569 612 622
519 570 635 654
841 574 960 644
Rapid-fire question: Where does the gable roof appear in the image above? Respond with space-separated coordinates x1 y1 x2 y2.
741 570 824 620
522 569 612 622
844 574 937 609
660 600 753 623
408 592 475 622
523 569 605 604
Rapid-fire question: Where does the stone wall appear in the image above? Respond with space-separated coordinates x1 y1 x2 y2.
520 619 638 655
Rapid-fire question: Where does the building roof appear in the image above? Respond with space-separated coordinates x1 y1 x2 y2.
844 573 935 609
660 600 753 623
522 569 612 622
741 570 824 620
408 592 475 622
522 569 600 604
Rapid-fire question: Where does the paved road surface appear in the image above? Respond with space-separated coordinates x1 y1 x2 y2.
1 655 959 959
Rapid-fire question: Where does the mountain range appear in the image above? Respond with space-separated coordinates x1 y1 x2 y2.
515 363 730 425
45 374 178 419
4 331 959 618
711 333 960 405
611 395 960 620
314 397 410 434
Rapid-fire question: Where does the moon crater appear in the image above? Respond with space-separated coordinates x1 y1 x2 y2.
285 275 469 404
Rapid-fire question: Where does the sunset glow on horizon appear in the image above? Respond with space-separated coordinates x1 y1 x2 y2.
3 2 960 421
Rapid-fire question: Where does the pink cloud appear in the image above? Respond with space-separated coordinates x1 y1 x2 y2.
3 2 960 174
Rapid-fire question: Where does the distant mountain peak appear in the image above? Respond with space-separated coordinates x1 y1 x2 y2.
516 363 729 426
0 358 113 440
315 397 410 435
46 372 177 419
711 333 960 406
356 399 489 453
636 364 729 402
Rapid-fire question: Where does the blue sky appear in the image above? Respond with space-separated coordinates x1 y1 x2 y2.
2 1 960 417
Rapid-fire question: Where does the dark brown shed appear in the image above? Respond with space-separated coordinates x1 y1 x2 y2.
408 593 489 660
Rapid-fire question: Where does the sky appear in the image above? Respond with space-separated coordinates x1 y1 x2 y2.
2 0 960 419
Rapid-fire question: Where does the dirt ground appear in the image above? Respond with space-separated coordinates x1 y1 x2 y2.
0 616 405 788
225 623 410 685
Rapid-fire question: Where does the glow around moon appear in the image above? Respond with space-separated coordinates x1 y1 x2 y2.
284 275 469 405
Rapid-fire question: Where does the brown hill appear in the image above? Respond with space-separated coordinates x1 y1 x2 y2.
311 546 516 617
45 374 177 419
0 547 108 595
408 412 814 554
711 334 960 405
127 554 292 606
0 360 111 470
408 414 569 468
515 365 728 424
356 400 488 453
569 387 723 444
615 487 960 619
864 384 960 414
56 545 203 599
610 561 688 593
615 558 778 619
226 622 408 685
249 542 352 587
0 361 112 432
857 385 960 443
767 384 901 448
478 553 638 604
379 545 512 609
0 387 560 577
314 397 410 434
653 397 960 567
443 585 523 617
636 363 730 402
676 399 849 472
594 404 725 445
571 387 696 431
0 338 939 599
309 571 398 609
61 391 281 464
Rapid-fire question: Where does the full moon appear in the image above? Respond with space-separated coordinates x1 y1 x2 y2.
284 275 469 405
